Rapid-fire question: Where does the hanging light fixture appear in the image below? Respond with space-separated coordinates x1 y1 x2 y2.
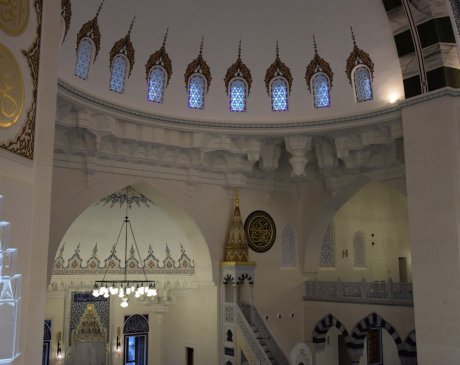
92 187 157 307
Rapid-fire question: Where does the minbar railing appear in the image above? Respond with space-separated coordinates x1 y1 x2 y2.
304 279 413 306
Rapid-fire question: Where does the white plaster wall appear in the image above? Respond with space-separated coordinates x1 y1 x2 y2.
318 182 412 282
316 327 339 365
59 0 403 124
358 330 401 365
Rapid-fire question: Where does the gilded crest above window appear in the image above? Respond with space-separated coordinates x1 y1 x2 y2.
345 27 374 84
264 41 293 94
224 40 252 95
145 29 172 86
305 36 334 92
75 0 103 61
109 16 136 77
61 0 72 43
184 37 212 91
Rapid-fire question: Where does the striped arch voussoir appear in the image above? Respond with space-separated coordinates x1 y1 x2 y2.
348 313 403 357
312 314 349 351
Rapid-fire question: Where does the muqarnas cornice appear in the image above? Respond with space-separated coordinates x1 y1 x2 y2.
0 0 43 159
76 0 103 61
145 29 172 86
345 27 374 84
184 37 212 91
109 16 136 77
224 40 252 94
305 36 334 92
264 41 293 94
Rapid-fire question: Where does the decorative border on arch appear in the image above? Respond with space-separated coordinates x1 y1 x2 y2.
224 41 252 95
312 314 349 351
348 312 403 357
264 42 293 94
184 38 212 92
109 17 136 77
400 329 417 364
0 0 42 159
75 0 103 61
305 36 334 92
345 28 374 85
145 30 172 86
61 0 72 43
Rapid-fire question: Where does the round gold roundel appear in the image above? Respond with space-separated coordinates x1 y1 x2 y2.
0 43 24 128
244 210 276 253
0 0 29 36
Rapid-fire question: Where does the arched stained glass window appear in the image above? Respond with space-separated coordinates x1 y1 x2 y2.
188 74 205 109
312 73 331 108
147 67 166 103
271 77 288 111
110 55 128 93
353 66 373 102
75 38 93 80
229 78 246 112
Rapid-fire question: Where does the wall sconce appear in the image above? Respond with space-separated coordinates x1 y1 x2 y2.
56 331 63 359
116 327 121 353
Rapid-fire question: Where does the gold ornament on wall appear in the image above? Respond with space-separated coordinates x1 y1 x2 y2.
305 35 334 92
145 28 172 85
61 0 72 43
224 40 252 94
0 0 29 36
345 27 374 84
76 0 104 62
109 16 136 77
264 41 293 94
184 37 212 91
0 43 24 128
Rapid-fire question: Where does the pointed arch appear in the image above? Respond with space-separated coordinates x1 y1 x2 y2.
188 74 206 109
110 54 128 93
312 73 331 108
348 313 403 358
312 314 350 351
400 329 417 365
124 314 149 334
75 37 94 80
229 77 247 112
270 77 289 111
147 66 166 103
280 224 296 268
353 65 373 102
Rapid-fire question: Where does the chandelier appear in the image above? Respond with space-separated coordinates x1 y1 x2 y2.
92 187 157 307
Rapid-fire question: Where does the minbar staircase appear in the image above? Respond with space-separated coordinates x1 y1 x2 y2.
239 304 289 365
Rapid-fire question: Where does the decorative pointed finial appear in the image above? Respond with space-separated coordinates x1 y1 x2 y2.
238 39 242 59
276 40 279 58
350 26 357 47
162 28 169 48
199 36 204 56
313 34 318 55
127 15 136 36
235 191 239 208
96 0 105 17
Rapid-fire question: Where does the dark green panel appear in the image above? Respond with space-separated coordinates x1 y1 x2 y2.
417 17 456 49
403 75 422 98
394 30 415 57
382 0 402 12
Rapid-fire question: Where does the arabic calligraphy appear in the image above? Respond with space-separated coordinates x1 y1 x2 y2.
0 43 23 128
0 0 29 36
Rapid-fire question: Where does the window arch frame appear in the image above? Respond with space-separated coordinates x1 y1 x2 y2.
75 36 95 80
187 73 207 110
109 53 129 94
351 64 373 103
269 76 289 112
147 65 167 103
123 314 149 365
229 76 248 112
311 72 331 109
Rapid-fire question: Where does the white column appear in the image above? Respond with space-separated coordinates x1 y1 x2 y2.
402 94 460 364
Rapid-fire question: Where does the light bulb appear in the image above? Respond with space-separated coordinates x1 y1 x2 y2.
120 297 129 308
104 292 109 298
135 291 140 298
118 289 124 298
139 287 145 295
126 287 131 295
92 289 100 297
130 286 135 291
113 287 119 295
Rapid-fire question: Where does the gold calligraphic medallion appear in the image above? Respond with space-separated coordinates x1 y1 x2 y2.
0 0 29 36
0 43 24 128
244 210 276 253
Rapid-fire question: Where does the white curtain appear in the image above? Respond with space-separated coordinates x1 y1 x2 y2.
71 341 105 365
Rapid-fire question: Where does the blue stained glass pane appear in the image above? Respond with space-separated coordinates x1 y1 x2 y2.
313 73 330 108
230 79 246 112
110 55 127 93
127 336 135 362
75 38 92 80
147 67 165 103
271 78 288 111
188 75 205 109
354 66 373 102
